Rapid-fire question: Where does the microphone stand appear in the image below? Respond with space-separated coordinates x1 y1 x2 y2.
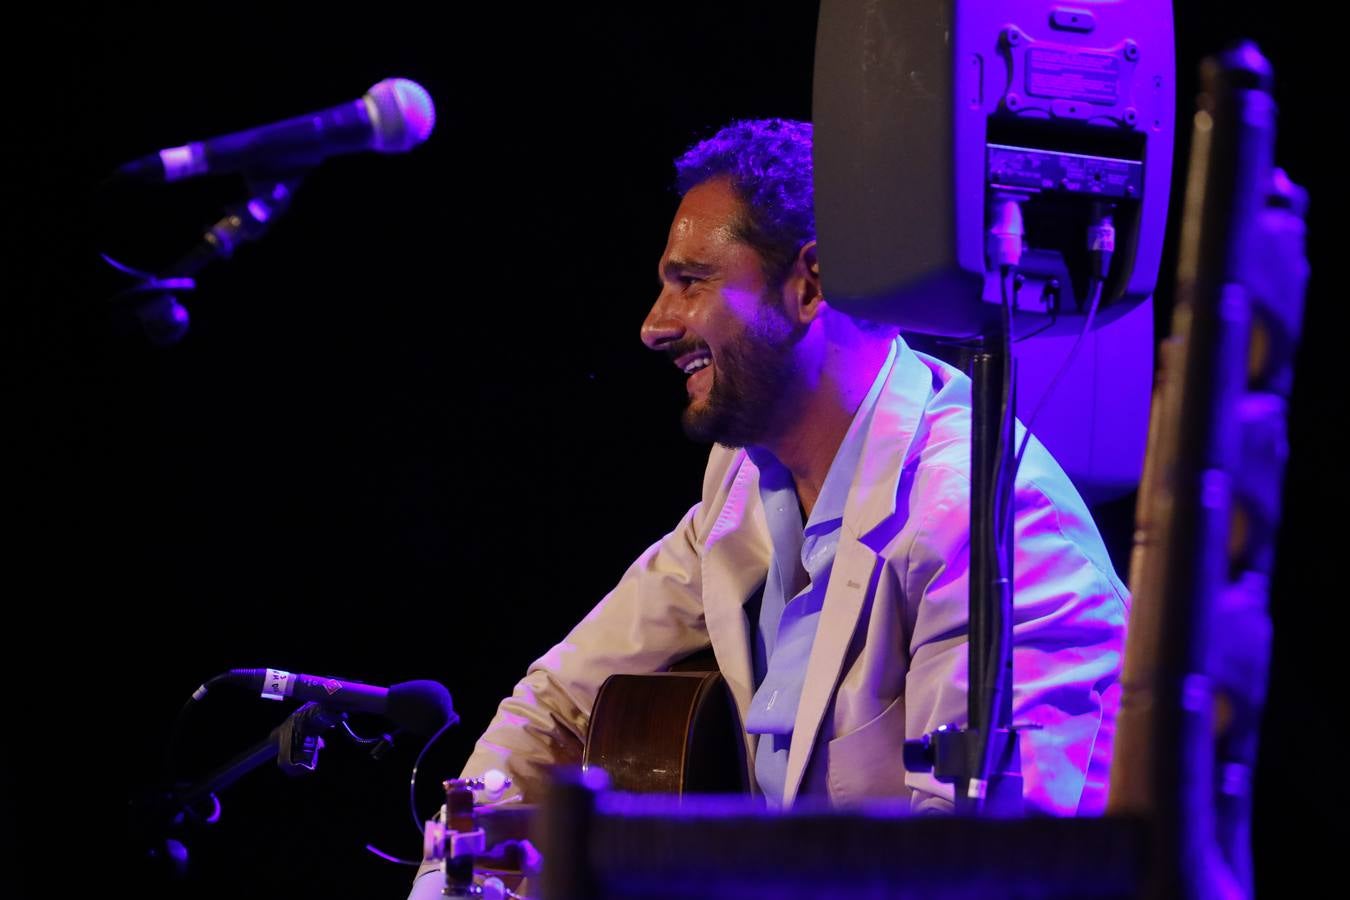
173 701 346 807
132 701 345 879
106 171 305 346
903 325 1024 816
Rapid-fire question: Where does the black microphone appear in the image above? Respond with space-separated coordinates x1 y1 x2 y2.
116 77 435 182
215 667 455 735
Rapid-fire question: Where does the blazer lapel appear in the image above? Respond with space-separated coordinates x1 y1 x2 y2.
781 533 881 804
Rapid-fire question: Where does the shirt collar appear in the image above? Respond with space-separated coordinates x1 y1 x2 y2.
747 337 899 535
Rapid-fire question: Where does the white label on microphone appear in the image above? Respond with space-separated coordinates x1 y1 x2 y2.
261 668 294 701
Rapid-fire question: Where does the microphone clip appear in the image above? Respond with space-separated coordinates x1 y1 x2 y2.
275 701 346 776
101 173 303 346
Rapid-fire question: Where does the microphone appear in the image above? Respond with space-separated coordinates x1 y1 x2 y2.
116 77 436 183
213 668 456 735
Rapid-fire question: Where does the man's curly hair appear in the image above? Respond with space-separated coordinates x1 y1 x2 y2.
674 118 815 286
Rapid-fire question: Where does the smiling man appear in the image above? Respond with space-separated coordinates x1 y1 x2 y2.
445 119 1127 823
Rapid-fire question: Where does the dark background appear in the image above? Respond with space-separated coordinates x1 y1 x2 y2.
5 3 1329 897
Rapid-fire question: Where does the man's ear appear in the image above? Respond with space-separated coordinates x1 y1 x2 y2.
782 239 824 326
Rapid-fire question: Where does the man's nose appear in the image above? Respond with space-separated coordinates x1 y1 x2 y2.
640 289 685 351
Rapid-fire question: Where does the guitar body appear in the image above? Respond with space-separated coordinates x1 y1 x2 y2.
583 666 749 796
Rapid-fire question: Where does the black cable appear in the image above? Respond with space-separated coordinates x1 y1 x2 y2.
408 718 455 835
1013 277 1105 477
164 672 233 785
362 714 456 867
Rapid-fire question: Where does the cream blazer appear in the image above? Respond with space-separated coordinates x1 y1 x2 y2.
460 339 1129 816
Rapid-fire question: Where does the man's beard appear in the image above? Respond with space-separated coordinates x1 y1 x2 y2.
681 306 804 448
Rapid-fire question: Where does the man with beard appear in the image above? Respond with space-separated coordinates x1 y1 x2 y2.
436 119 1127 835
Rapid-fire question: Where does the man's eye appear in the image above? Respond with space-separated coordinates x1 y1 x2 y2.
680 275 703 286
